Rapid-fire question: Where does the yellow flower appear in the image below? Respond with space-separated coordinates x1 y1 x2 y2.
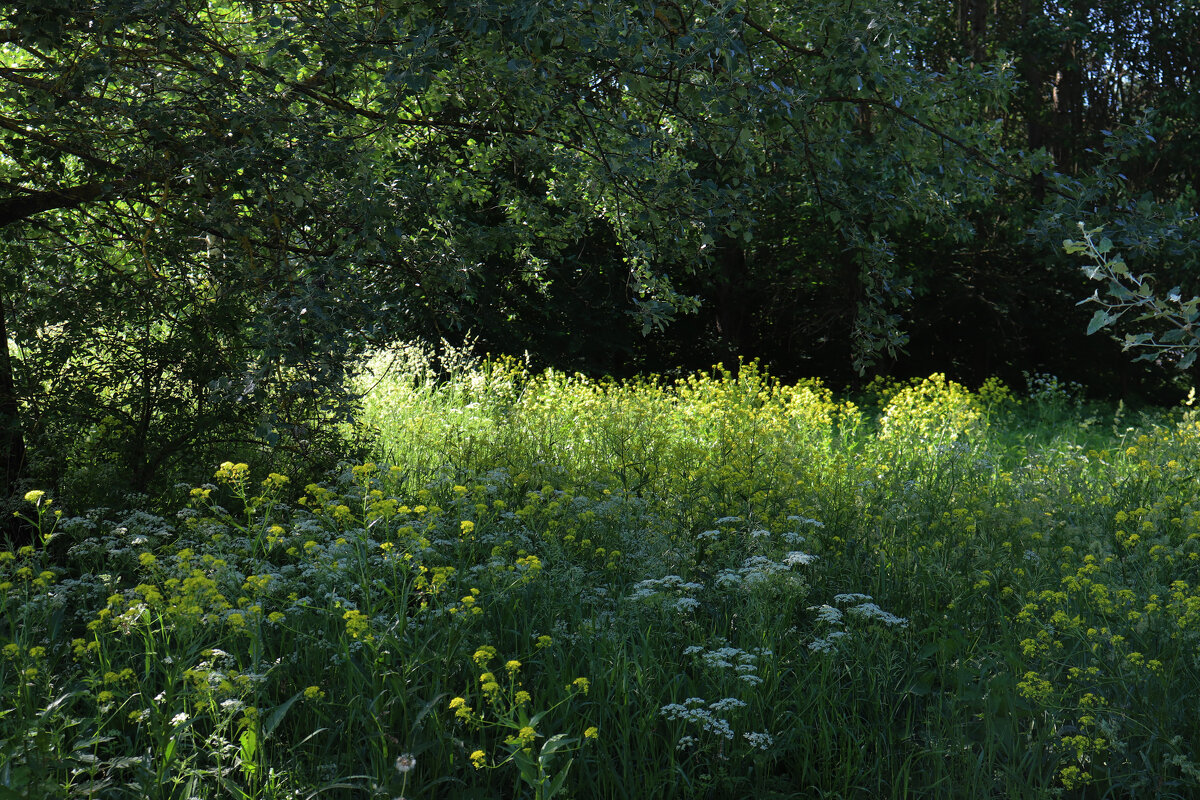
303 685 325 700
262 473 289 489
572 677 590 694
505 659 521 674
23 490 44 503
343 609 369 639
469 749 487 769
584 726 599 739
514 690 531 706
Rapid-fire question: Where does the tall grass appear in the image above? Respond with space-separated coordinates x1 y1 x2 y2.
3 345 1199 798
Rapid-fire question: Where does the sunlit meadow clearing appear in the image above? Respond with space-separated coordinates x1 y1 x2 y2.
4 348 1200 799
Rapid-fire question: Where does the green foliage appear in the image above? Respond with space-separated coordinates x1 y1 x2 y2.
1067 222 1200 369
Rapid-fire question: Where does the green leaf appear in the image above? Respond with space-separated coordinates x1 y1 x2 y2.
539 733 573 763
237 729 256 772
1086 309 1113 335
546 758 574 798
263 690 304 738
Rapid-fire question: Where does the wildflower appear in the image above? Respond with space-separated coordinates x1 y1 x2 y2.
504 659 521 674
572 677 590 694
23 490 44 503
262 473 289 489
171 712 188 725
469 750 487 769
744 731 774 750
343 609 369 639
394 753 416 773
303 686 325 700
584 726 599 739
514 690 531 706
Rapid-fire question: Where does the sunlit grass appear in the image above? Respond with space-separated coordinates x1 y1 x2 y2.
3 348 1199 798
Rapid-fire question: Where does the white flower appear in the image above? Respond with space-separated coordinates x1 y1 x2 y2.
846 602 908 627
171 712 188 725
708 697 747 712
809 631 849 652
809 604 844 624
394 753 416 773
744 731 774 750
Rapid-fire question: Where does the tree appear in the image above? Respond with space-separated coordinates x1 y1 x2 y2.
0 0 1042 543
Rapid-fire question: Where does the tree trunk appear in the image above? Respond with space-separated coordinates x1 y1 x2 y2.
0 293 30 548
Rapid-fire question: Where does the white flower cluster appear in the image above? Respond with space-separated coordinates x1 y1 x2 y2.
808 593 908 652
743 731 774 750
659 697 737 739
682 642 771 686
658 697 775 752
629 575 704 612
715 551 817 590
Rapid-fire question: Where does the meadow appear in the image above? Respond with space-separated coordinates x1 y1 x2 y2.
3 346 1200 799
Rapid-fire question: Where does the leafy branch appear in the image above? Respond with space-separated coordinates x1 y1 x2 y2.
1067 223 1200 369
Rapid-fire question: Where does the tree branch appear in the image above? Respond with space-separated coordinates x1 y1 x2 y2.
0 182 114 227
